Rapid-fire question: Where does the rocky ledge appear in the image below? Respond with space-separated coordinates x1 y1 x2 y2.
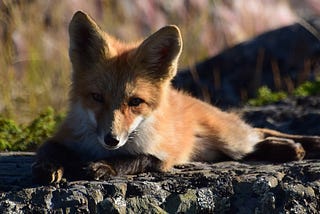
0 154 320 214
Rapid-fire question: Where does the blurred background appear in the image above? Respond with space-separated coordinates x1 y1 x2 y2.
0 0 320 124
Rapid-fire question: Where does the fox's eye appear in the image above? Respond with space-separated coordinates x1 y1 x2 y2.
91 93 104 103
128 97 144 107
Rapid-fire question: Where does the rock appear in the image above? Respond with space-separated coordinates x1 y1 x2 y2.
1 159 320 213
0 152 34 192
173 18 320 108
241 95 320 135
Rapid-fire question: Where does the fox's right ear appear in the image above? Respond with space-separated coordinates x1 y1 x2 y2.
69 11 108 68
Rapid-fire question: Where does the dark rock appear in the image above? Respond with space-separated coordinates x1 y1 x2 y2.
241 95 320 135
1 159 320 213
173 18 320 108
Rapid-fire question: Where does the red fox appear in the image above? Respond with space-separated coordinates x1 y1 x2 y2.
33 11 320 184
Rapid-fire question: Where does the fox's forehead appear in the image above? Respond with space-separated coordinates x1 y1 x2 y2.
98 74 156 98
97 56 137 93
79 58 157 99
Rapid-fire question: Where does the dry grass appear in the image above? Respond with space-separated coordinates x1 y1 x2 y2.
0 0 313 123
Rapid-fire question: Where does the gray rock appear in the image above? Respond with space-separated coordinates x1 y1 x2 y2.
0 154 320 213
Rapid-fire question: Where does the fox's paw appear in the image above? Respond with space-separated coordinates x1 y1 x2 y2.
293 142 306 161
264 137 306 161
266 137 306 161
32 161 64 184
85 161 117 181
245 137 306 162
295 136 320 159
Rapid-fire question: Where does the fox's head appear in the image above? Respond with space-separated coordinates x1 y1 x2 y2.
68 11 182 150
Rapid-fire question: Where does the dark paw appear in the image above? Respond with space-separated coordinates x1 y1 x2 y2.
264 137 306 161
85 162 117 181
32 161 64 184
292 142 306 161
245 137 306 162
296 136 320 159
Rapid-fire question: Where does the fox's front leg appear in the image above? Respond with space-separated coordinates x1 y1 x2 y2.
33 141 162 183
32 140 85 184
85 155 162 180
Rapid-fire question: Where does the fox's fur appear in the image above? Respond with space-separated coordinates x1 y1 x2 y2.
33 11 320 184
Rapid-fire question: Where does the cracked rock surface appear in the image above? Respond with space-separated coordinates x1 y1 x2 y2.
1 158 320 213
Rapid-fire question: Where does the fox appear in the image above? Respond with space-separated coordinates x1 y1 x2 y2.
32 11 320 184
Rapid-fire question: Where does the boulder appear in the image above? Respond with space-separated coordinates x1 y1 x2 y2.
173 18 320 108
242 95 320 135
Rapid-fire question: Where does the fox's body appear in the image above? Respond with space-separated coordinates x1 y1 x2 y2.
54 86 260 168
33 11 320 184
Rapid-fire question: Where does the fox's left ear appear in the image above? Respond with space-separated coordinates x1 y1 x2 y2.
135 25 183 80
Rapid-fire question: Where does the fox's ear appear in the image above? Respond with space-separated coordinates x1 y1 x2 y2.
69 11 108 68
135 25 182 80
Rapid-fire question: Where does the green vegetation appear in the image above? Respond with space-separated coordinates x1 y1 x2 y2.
294 80 320 97
248 80 320 106
0 108 64 151
248 86 287 106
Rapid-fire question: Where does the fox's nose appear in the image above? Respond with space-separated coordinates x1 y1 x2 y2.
104 133 119 147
